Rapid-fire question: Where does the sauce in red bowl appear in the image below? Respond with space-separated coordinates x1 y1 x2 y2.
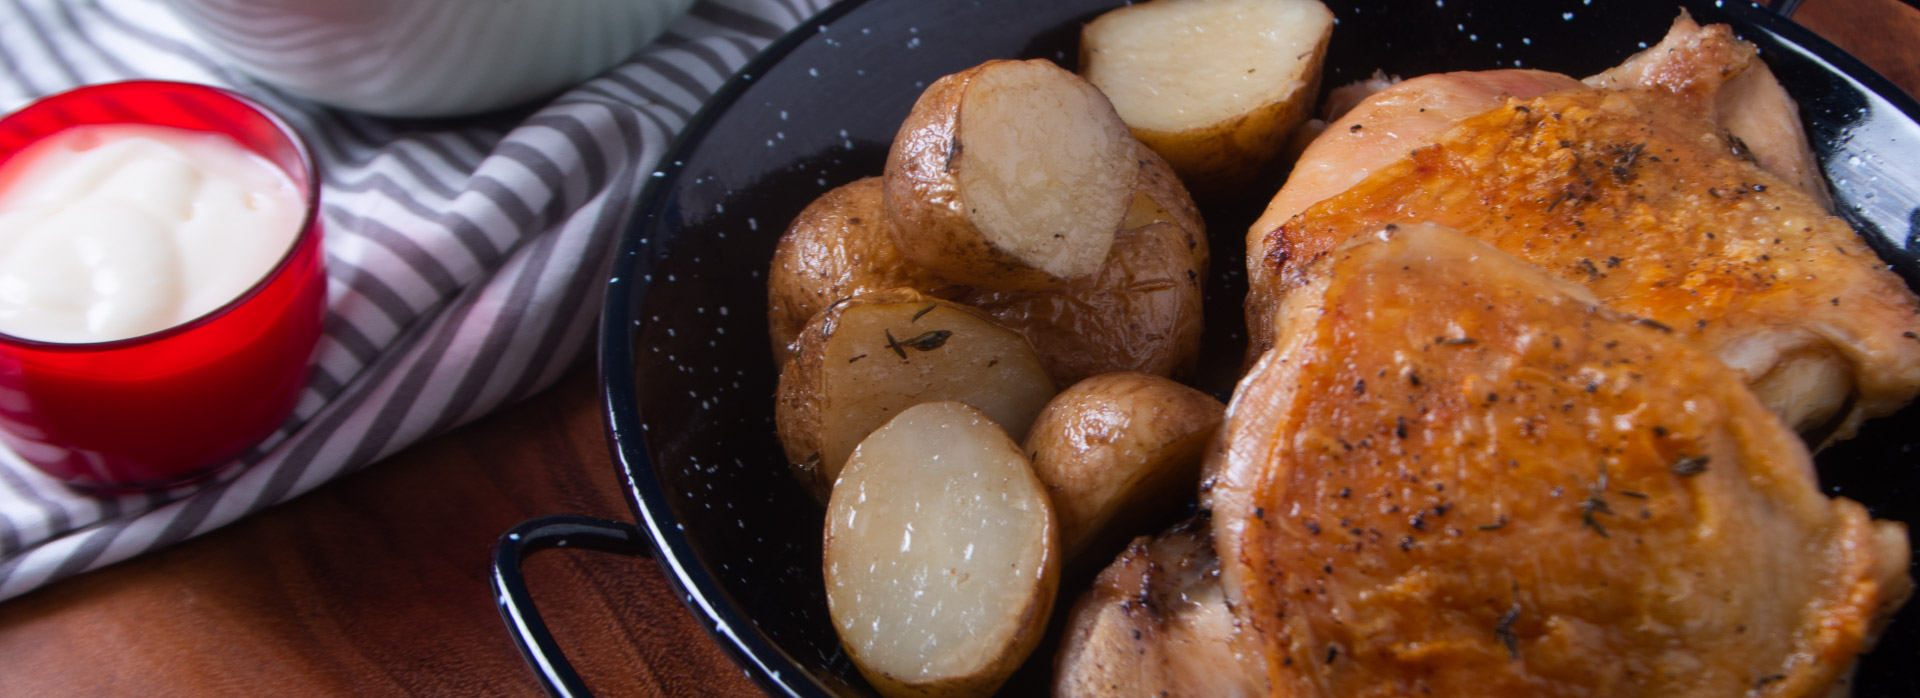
0 81 325 491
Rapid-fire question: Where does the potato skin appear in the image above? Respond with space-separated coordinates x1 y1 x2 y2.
775 289 1055 499
882 59 1130 292
1125 140 1208 267
977 147 1205 387
767 178 961 364
774 288 916 497
1080 4 1333 194
1127 69 1324 194
963 221 1206 386
1024 372 1225 564
773 145 1206 387
884 62 1041 289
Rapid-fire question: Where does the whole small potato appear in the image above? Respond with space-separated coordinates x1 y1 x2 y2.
766 177 961 364
1124 140 1207 256
1023 372 1225 564
775 289 1056 498
883 58 1138 291
964 222 1206 386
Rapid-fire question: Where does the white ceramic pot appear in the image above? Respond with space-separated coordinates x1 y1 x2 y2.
166 0 697 117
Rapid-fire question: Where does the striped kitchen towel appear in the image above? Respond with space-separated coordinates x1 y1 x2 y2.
0 0 827 601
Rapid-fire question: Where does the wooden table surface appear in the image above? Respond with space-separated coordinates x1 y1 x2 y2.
2 1 1917 696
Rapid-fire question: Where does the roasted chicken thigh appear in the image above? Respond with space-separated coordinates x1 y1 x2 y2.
1209 224 1911 697
1246 15 1920 441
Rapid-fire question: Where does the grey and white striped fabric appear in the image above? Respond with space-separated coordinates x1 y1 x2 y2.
0 0 824 601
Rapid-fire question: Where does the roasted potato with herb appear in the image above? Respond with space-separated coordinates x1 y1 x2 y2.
1023 372 1225 564
766 177 963 364
774 289 1056 498
825 401 1060 698
883 58 1139 292
1124 140 1207 243
965 221 1207 386
1081 0 1334 193
769 144 1206 387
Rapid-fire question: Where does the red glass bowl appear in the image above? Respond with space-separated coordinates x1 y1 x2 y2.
0 81 326 491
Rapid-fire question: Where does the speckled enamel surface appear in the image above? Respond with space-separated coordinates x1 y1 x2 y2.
597 1 1920 695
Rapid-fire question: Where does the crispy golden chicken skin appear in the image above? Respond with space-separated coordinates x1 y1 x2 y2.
1249 68 1581 241
1246 15 1920 441
1585 14 1831 208
1250 84 1920 440
1209 224 1911 698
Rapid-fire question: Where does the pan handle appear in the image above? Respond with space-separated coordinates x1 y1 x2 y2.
1770 0 1803 19
492 515 651 698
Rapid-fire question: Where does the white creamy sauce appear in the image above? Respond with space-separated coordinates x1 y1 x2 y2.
0 124 303 343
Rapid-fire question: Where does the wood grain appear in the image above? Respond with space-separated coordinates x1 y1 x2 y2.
0 1 1913 696
1793 0 1920 98
0 365 759 697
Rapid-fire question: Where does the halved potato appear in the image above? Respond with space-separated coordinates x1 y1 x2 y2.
772 147 1207 386
883 59 1138 291
1023 372 1225 563
1081 0 1335 192
767 177 961 364
825 401 1060 698
775 289 1056 498
963 221 1206 386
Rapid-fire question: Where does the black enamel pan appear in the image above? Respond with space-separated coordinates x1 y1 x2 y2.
495 0 1920 695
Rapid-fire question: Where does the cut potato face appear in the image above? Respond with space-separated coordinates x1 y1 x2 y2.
1023 372 1225 564
768 136 1208 387
1081 0 1334 191
885 59 1136 291
952 62 1133 277
1084 0 1332 131
825 401 1059 698
775 289 1057 498
766 177 961 365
